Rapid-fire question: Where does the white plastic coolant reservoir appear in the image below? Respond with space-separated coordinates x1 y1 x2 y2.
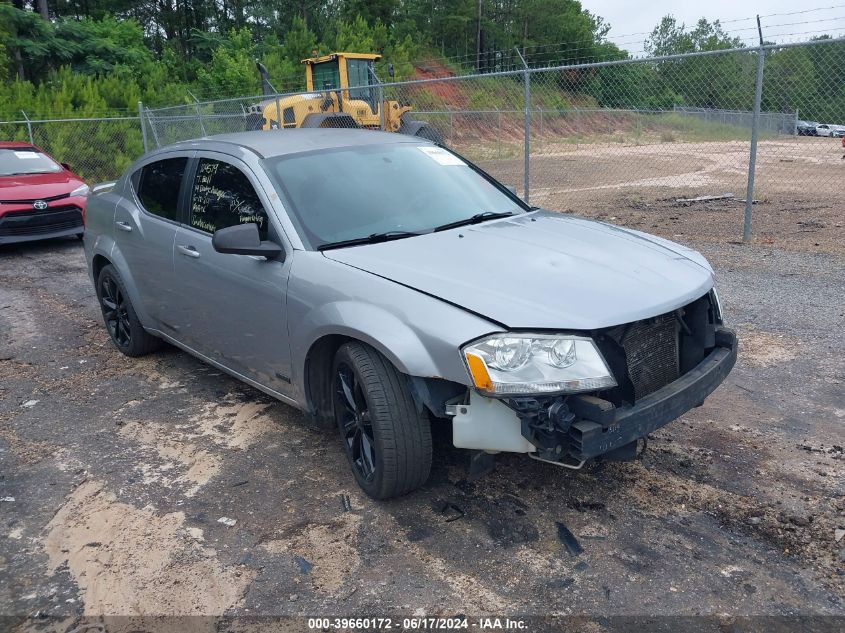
451 391 535 453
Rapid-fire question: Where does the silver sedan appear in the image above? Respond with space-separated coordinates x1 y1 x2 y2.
84 129 736 499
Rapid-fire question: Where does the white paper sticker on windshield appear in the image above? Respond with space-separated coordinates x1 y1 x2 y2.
418 146 464 166
14 151 39 159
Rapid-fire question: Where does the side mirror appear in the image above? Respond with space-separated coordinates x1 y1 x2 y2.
212 223 283 259
387 63 395 78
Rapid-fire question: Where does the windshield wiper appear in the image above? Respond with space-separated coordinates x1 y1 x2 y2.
317 230 422 251
433 211 514 233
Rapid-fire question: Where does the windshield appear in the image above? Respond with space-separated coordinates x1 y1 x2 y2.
264 143 525 249
0 148 62 177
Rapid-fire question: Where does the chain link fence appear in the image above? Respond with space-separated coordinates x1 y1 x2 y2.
4 37 842 242
0 115 143 183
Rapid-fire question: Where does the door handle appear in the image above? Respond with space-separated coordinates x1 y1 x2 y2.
177 245 201 259
115 221 132 232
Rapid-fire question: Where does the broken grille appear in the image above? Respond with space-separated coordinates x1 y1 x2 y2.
622 313 679 400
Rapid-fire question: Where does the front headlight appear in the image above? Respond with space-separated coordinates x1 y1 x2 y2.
462 334 617 395
69 184 90 197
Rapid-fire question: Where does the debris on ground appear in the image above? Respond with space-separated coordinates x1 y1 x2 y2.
675 193 734 205
293 555 313 574
556 521 584 557
432 499 465 523
340 493 352 512
835 529 844 543
217 516 237 527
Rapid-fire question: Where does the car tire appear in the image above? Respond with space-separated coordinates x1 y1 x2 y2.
332 341 432 499
96 264 162 357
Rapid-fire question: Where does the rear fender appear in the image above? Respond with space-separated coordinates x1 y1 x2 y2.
95 242 154 328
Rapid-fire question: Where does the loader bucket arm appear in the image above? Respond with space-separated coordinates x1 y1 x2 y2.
256 61 276 97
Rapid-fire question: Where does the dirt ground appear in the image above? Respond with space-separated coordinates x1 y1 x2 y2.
481 137 845 255
1 143 844 631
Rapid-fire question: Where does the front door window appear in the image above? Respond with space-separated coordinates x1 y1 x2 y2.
189 158 269 240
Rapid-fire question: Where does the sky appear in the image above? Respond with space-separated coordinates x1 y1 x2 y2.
583 0 845 53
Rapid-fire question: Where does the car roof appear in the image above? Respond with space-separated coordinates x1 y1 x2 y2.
155 128 429 160
0 141 38 150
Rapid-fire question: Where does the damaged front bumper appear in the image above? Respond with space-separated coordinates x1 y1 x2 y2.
448 327 738 465
569 327 737 460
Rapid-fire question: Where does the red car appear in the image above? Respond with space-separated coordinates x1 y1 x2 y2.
0 142 88 245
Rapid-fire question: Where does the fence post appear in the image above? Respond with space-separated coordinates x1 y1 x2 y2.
188 90 207 136
21 111 34 145
515 47 530 203
378 83 386 131
138 101 149 153
743 16 765 243
146 109 161 148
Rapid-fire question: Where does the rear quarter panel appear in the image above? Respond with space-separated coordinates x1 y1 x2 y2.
82 184 121 280
83 179 155 327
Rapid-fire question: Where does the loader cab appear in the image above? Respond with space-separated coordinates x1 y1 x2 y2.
303 52 381 112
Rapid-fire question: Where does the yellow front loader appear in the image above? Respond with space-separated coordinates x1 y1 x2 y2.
247 52 442 143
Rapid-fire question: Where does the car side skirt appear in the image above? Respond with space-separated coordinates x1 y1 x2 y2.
148 327 304 410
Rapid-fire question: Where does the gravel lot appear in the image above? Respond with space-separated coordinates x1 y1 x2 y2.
1 197 843 631
485 137 845 254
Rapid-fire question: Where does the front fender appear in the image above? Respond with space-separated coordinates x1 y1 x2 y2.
286 253 503 401
298 300 441 380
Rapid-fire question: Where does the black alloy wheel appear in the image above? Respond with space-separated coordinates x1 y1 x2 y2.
100 274 131 349
331 342 432 499
96 264 162 357
335 361 377 483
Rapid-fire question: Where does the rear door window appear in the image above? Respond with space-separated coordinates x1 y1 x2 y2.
134 157 188 221
188 158 269 240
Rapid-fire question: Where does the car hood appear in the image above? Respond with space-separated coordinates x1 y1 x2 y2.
0 171 83 200
323 211 715 330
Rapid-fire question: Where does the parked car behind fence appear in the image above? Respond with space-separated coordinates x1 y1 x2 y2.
815 123 845 137
796 120 819 136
